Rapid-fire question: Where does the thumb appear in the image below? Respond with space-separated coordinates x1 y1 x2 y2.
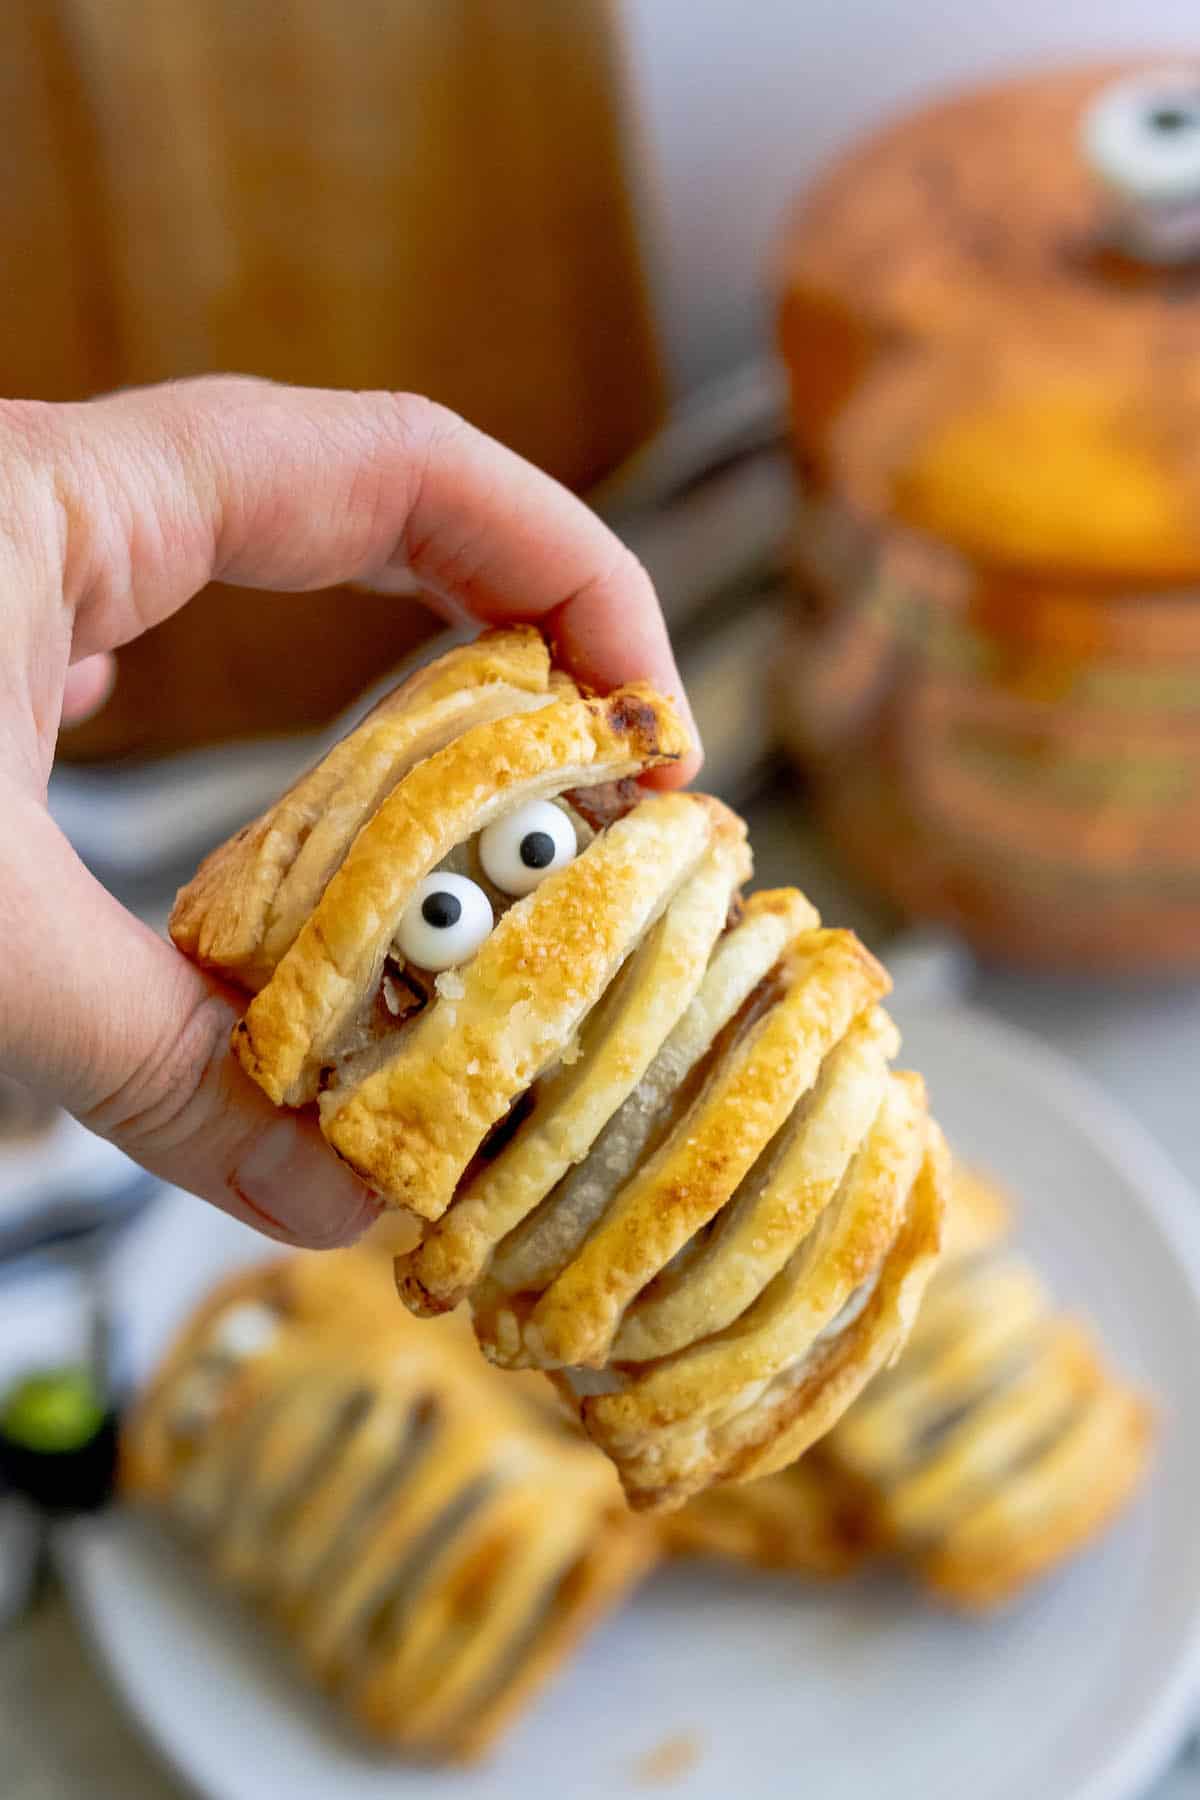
3 790 378 1249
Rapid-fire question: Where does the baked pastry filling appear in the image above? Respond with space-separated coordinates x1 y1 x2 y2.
338 1472 500 1684
293 1396 442 1607
480 960 784 1329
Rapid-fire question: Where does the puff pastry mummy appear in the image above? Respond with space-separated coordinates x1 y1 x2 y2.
826 1166 1155 1609
661 1162 1010 1580
170 627 946 1510
666 1165 1153 1601
121 1249 652 1762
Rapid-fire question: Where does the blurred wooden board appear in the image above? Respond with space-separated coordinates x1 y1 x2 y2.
0 1 662 757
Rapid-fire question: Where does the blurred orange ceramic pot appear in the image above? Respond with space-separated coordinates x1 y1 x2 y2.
777 61 1200 973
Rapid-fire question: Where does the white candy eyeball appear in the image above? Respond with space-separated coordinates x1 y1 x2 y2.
479 800 577 897
396 872 494 971
207 1301 280 1362
1085 70 1200 204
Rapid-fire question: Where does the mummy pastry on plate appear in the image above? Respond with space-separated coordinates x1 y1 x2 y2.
661 1164 1010 1581
121 1249 652 1761
665 1180 1014 1591
826 1164 1155 1609
171 628 947 1510
665 1165 1154 1603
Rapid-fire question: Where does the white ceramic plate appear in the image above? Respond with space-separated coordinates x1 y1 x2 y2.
59 1005 1200 1800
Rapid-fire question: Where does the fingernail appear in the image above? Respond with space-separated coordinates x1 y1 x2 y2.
231 1119 380 1248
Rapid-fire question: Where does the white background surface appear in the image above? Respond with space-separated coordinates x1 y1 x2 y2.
619 0 1200 390
61 1006 1200 1800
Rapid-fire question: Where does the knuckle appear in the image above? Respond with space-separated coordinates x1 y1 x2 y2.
166 372 276 413
84 992 231 1159
575 541 656 617
378 391 470 460
609 540 654 597
356 393 476 579
0 403 74 603
0 398 60 460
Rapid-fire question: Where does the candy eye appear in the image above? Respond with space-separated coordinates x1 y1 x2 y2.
396 872 494 971
479 800 577 896
208 1302 281 1362
1085 73 1200 202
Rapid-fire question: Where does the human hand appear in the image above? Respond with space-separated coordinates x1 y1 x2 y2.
0 378 699 1247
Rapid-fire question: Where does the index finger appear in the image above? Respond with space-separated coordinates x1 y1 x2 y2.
49 379 702 785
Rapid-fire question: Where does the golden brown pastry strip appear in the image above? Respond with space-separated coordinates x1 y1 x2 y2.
664 1160 1152 1606
659 1161 1013 1579
470 891 818 1316
235 681 690 1108
523 932 893 1370
609 1002 899 1363
919 1383 1152 1610
575 1104 945 1508
823 1183 1155 1609
172 629 555 990
400 826 752 1310
324 791 727 1216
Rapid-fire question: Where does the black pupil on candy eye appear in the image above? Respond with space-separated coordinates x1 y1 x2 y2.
422 891 462 929
519 830 556 870
1150 104 1200 134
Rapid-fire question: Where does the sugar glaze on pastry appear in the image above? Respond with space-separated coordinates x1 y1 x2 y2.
171 628 947 1510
